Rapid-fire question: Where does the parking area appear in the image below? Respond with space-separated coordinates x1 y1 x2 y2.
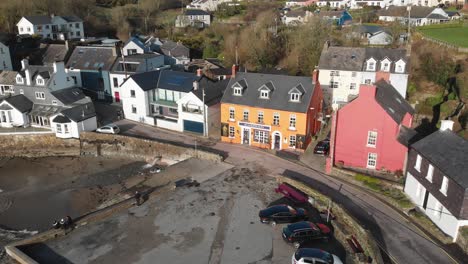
19 162 346 264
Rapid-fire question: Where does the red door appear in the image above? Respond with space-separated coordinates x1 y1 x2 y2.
114 92 120 102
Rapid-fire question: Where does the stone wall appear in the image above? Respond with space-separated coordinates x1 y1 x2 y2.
0 133 223 163
277 176 384 264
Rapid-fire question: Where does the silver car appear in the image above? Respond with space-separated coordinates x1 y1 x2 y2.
96 124 120 134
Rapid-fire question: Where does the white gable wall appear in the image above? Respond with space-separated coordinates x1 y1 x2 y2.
0 101 29 127
121 78 154 125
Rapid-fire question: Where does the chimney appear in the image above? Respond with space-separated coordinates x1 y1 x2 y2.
21 59 29 70
25 69 31 86
193 80 199 91
65 40 69 51
440 120 454 131
197 68 203 77
112 46 118 57
53 61 65 73
312 67 319 83
358 84 377 99
231 64 237 78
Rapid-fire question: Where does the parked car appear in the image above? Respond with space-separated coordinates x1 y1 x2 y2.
292 248 343 264
282 221 332 248
173 178 200 189
96 124 120 134
313 140 330 155
259 204 308 225
275 183 309 204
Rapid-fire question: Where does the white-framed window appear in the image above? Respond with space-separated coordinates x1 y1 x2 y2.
440 176 448 196
35 92 45 100
290 93 300 102
367 61 375 71
367 131 377 147
350 83 356 90
20 89 24 94
382 62 390 72
130 90 136 98
330 71 340 76
166 91 174 101
52 100 57 105
352 72 357 77
433 201 442 218
229 107 235 120
415 154 422 172
330 81 339 89
64 124 69 134
254 130 269 143
36 78 44 85
158 89 166 100
367 153 377 169
56 124 62 133
260 90 269 99
273 113 280 126
233 87 242 96
289 135 296 148
257 111 264 123
229 126 235 138
289 114 296 129
365 79 372 84
426 164 433 182
16 76 23 84
243 110 249 121
131 105 137 114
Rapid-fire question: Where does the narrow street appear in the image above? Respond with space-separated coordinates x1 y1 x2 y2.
115 119 458 264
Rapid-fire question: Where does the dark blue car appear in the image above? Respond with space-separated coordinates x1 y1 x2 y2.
259 204 307 226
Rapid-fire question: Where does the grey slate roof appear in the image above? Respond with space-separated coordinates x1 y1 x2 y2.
60 102 95 122
412 130 468 189
193 77 229 106
184 9 210 16
66 46 118 71
378 6 443 19
51 87 87 105
61 16 83 22
160 41 190 59
318 46 408 73
397 125 418 147
358 25 386 35
39 44 69 65
3 94 33 113
374 80 414 124
52 115 71 123
221 72 316 113
23 15 83 25
284 10 307 18
111 54 162 73
128 70 198 93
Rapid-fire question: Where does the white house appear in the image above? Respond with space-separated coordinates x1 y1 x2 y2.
350 0 387 8
356 25 396 45
282 10 313 25
285 0 316 7
404 121 468 242
0 33 14 71
120 69 227 135
0 71 17 96
187 0 232 11
109 53 166 103
378 6 451 26
123 36 151 56
317 0 351 8
176 9 211 28
318 45 409 110
0 95 32 128
17 15 84 40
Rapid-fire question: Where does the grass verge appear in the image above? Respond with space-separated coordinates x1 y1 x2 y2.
354 174 412 208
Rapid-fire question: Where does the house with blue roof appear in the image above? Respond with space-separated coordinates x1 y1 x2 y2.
316 10 353 26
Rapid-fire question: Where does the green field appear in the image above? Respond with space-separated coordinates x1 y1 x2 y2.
418 25 468 48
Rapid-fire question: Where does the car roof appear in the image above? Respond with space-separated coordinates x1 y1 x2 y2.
262 204 290 214
296 248 333 262
288 221 318 231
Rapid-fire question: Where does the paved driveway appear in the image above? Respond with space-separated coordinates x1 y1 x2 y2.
116 120 458 264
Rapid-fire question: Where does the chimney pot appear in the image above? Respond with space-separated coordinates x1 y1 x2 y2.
440 120 454 131
312 67 319 83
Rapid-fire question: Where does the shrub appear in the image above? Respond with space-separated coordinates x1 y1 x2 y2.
407 82 417 97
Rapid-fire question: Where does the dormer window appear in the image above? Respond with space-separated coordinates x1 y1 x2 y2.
366 58 376 71
233 87 242 96
16 76 23 84
395 59 406 73
36 78 44 85
260 90 269 99
290 93 300 102
382 63 390 72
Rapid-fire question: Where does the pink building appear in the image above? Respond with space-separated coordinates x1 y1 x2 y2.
330 80 414 173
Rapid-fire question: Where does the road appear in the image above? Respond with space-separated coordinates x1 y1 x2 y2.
115 119 457 264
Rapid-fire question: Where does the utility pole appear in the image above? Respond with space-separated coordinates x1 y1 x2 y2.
202 84 207 138
235 46 239 65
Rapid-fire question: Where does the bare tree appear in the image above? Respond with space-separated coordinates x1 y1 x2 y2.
139 0 162 33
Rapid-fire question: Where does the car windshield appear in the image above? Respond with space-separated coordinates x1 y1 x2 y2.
112 126 118 129
287 205 297 214
262 206 286 215
295 249 334 264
